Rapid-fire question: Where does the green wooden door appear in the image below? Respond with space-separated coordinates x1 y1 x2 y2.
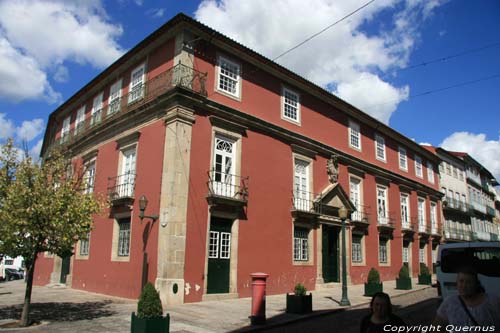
207 218 232 294
60 256 71 284
322 225 340 283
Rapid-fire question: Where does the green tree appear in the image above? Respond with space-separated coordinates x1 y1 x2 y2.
0 139 105 327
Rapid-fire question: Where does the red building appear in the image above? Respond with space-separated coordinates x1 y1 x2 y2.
36 13 442 305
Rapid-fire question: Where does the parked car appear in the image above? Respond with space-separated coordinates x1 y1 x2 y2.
4 268 24 281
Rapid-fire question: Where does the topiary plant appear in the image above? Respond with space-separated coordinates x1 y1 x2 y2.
294 283 307 296
398 265 410 279
367 268 380 284
420 263 430 276
137 282 163 319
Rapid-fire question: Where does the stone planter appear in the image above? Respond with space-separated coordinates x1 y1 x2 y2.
286 293 312 314
396 277 412 290
364 282 383 297
131 312 170 333
418 274 432 285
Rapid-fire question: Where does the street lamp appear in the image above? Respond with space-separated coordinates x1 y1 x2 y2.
338 206 351 306
139 195 158 222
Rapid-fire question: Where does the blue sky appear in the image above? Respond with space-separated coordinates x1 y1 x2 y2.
0 0 499 179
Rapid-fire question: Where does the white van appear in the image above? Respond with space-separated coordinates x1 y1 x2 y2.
435 241 500 299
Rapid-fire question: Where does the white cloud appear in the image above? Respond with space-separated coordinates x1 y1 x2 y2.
0 113 15 139
53 65 69 83
147 8 165 18
0 0 124 103
17 119 45 142
195 0 444 124
29 139 44 159
440 132 500 181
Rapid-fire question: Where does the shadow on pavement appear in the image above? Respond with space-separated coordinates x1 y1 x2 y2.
0 300 116 322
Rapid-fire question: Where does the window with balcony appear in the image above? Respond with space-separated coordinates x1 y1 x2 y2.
375 134 386 161
108 79 122 116
349 176 363 221
216 55 241 98
212 136 235 197
113 146 136 199
400 193 410 228
430 202 437 233
91 92 103 126
128 63 145 104
294 158 311 211
427 162 434 184
415 155 423 178
349 120 361 150
84 160 96 194
293 227 309 261
352 235 363 263
61 116 71 142
418 198 426 232
377 186 388 225
74 106 85 136
399 147 408 171
282 87 300 123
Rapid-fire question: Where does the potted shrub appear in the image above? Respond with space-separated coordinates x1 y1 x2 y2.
286 283 312 314
418 263 432 285
396 265 412 290
131 282 170 333
364 268 383 296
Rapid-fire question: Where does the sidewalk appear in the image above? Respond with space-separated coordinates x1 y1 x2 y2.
0 278 434 332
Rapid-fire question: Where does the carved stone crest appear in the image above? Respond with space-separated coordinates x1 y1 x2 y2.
327 154 339 184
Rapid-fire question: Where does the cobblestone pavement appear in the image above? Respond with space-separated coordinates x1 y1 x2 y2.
0 278 435 332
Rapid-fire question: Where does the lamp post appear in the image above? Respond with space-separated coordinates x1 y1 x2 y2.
338 206 351 306
138 195 158 222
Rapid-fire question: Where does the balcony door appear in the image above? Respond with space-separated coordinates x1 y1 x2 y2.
120 147 136 197
349 177 361 220
213 136 235 197
294 159 310 211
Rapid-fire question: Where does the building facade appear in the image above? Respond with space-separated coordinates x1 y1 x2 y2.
35 14 443 304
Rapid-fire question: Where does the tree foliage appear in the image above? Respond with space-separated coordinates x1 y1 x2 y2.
137 283 163 319
0 139 105 326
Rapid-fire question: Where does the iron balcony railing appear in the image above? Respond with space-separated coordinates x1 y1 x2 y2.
444 226 473 241
108 172 136 201
443 196 469 212
53 63 207 148
207 170 249 202
350 204 370 223
377 211 396 227
292 190 322 214
401 218 415 231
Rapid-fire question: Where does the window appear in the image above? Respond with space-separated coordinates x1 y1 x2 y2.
377 186 388 225
282 87 300 123
419 244 426 263
399 147 407 171
459 170 464 181
446 163 451 175
74 106 85 135
84 161 96 194
400 193 410 227
348 120 361 150
293 227 309 261
4 259 14 265
108 79 122 115
80 232 90 256
91 92 103 126
415 155 423 178
208 231 219 258
427 162 434 183
118 147 136 198
220 232 231 259
216 56 241 98
418 198 426 231
430 202 437 232
212 136 235 197
375 134 386 161
379 238 388 263
349 177 362 221
352 235 362 263
61 116 71 142
439 163 444 173
403 241 410 264
129 64 145 103
294 159 310 211
117 217 131 257
452 166 458 178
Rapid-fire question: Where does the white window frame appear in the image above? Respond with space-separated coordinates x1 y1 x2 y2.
220 232 231 259
294 159 310 211
74 106 85 136
108 79 122 116
375 134 386 162
281 87 300 124
415 155 423 178
208 231 219 258
352 235 363 263
403 244 409 263
61 116 71 141
430 202 437 233
216 55 241 99
418 198 426 232
91 92 103 126
427 162 434 184
80 232 90 256
349 176 362 221
293 227 309 261
84 160 96 194
399 147 408 171
119 146 137 198
379 238 388 264
212 135 236 197
400 193 410 228
348 120 361 151
117 218 131 257
128 63 146 104
377 185 388 225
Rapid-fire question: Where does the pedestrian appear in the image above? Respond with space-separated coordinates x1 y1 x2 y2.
433 265 500 329
360 292 406 333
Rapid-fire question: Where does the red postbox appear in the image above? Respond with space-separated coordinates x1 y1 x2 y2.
250 272 269 325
